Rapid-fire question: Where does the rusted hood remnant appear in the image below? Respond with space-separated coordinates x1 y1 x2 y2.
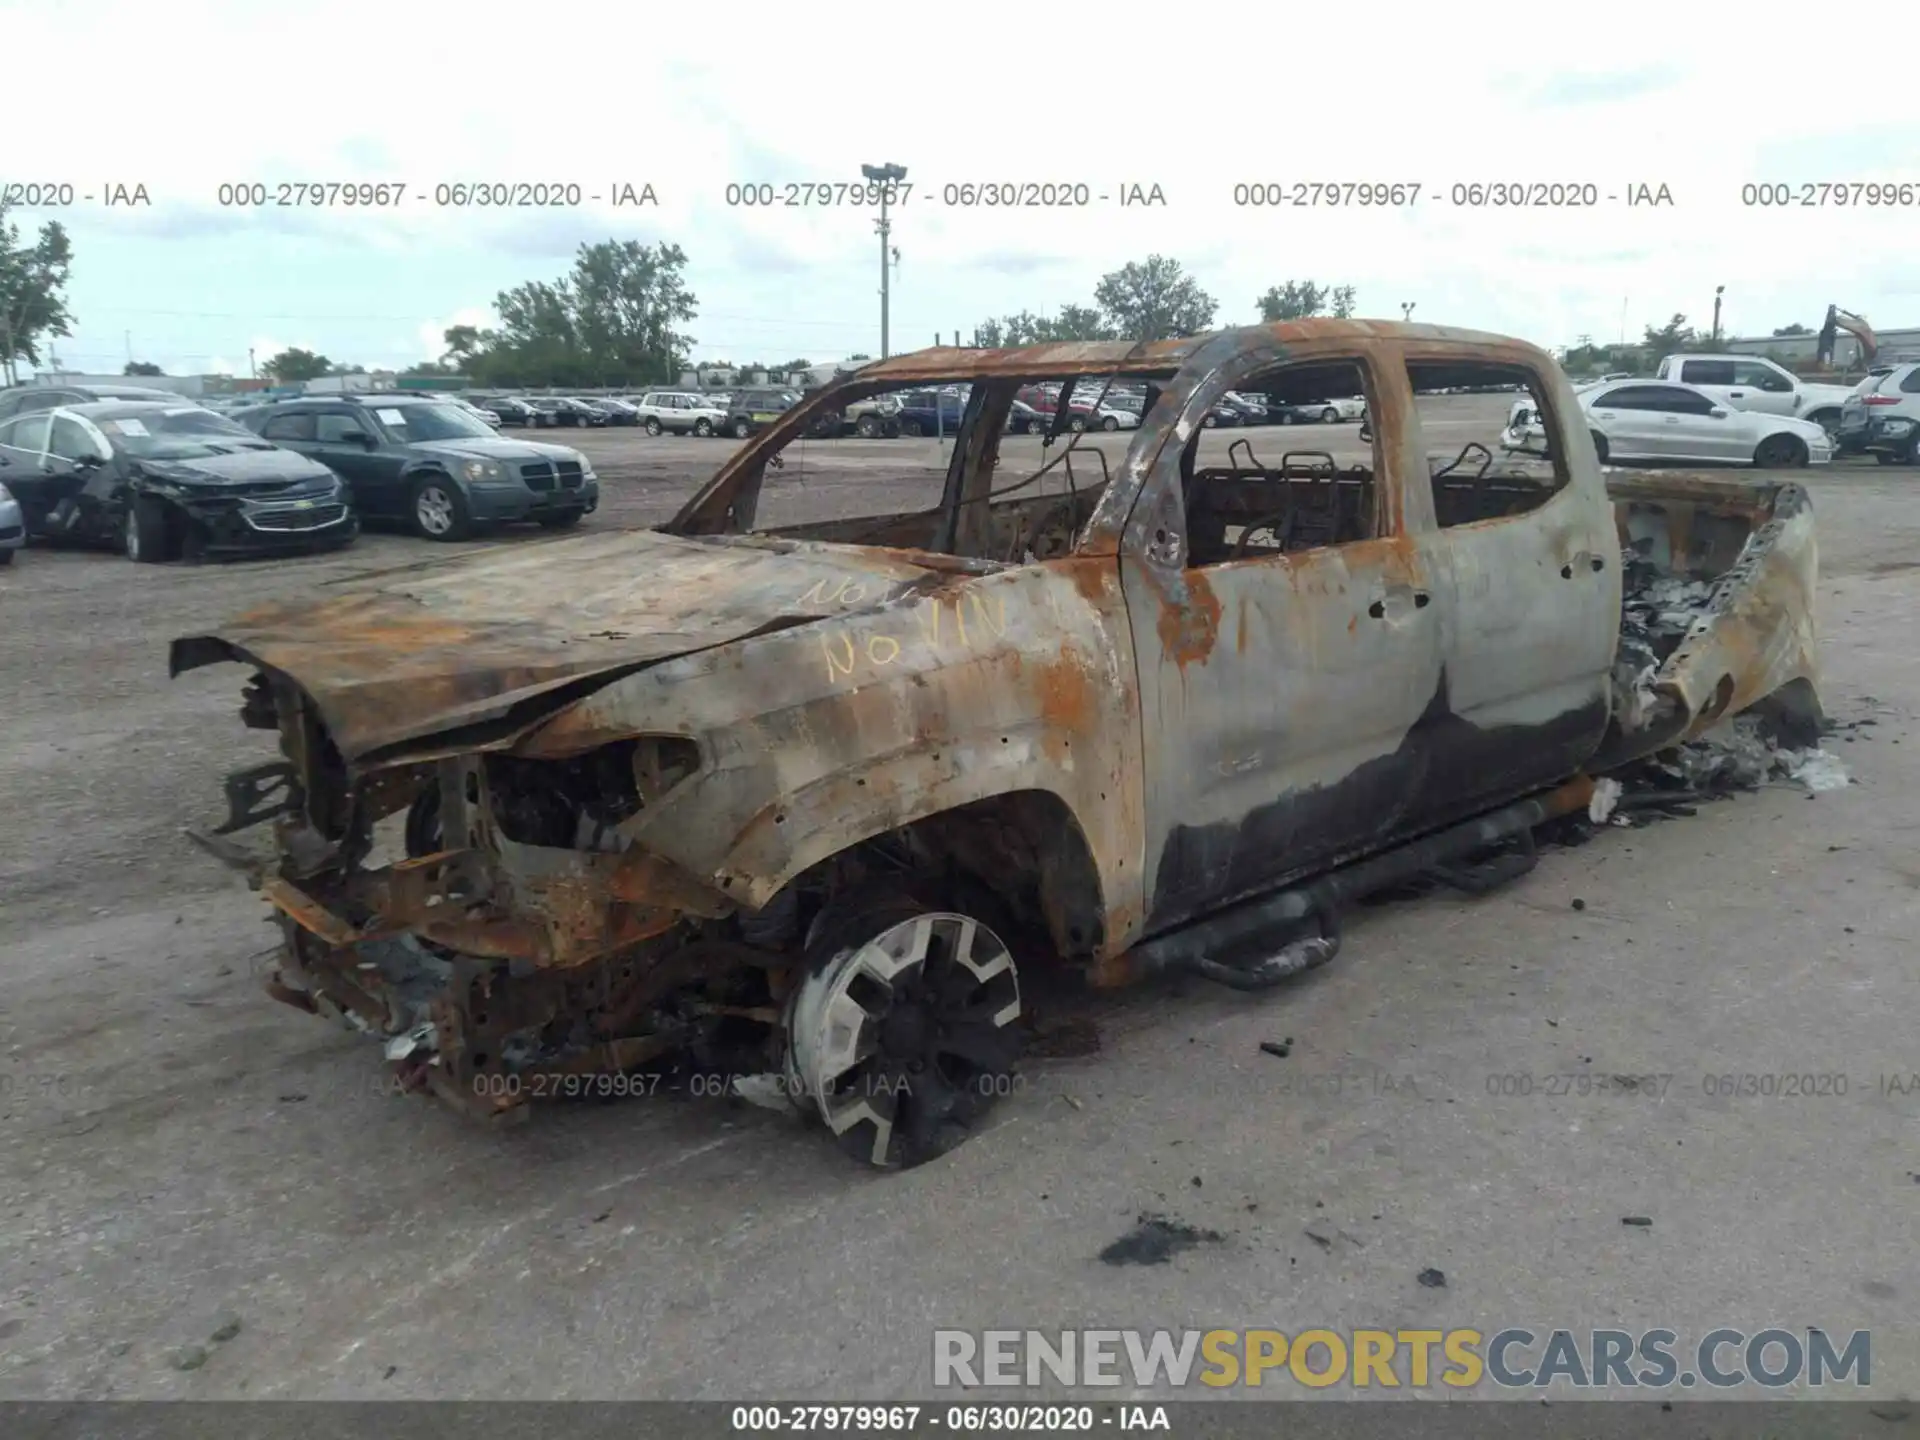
169 528 993 768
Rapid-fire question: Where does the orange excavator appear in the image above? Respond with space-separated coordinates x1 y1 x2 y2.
1815 305 1877 370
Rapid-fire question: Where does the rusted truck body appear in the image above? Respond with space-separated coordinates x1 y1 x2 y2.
173 321 1820 1167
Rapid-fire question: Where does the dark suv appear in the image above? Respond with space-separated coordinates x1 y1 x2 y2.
0 382 192 421
723 388 801 439
238 395 599 540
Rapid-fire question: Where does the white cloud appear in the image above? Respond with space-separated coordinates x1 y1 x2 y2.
10 0 1920 363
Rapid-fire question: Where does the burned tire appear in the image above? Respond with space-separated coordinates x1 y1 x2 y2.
124 495 178 564
784 893 1024 1169
1753 433 1807 469
1589 430 1610 464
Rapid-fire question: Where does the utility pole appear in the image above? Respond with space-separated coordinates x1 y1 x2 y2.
861 162 907 358
1712 285 1725 344
248 347 256 379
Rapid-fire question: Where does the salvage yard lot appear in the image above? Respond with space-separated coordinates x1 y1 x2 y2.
2 394 1918 1399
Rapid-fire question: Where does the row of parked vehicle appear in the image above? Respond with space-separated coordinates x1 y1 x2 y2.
1499 351 1920 469
0 381 601 567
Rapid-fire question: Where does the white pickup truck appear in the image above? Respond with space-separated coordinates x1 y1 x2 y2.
1655 354 1856 436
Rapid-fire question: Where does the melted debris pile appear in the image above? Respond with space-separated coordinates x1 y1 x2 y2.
1612 552 1719 732
1554 713 1855 846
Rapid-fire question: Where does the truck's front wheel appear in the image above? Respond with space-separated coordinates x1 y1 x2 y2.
783 891 1024 1169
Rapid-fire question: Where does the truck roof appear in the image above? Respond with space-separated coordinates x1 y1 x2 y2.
854 320 1547 384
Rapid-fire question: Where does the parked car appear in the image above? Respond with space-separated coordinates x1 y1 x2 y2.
586 398 640 426
0 478 23 565
635 391 729 437
893 390 966 436
1005 398 1044 434
484 397 540 428
723 387 801 439
447 396 501 427
518 398 567 429
238 394 598 540
0 382 192 421
1654 354 1855 438
842 395 903 438
1508 380 1833 468
549 397 609 427
1199 401 1243 427
0 401 356 562
176 322 1822 1167
1836 362 1920 464
1217 394 1269 425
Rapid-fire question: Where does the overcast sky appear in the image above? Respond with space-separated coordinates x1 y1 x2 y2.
9 0 1919 378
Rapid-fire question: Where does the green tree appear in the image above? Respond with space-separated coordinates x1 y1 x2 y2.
1048 303 1116 341
260 347 332 382
1094 255 1216 340
463 239 698 387
1257 280 1326 321
1256 280 1358 322
565 239 698 384
123 360 164 376
1642 314 1697 354
441 324 486 367
0 204 75 386
1772 322 1811 337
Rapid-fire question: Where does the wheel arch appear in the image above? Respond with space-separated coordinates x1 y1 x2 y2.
721 775 1111 964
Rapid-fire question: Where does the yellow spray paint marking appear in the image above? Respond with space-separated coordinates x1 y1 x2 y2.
797 575 874 609
822 589 1005 684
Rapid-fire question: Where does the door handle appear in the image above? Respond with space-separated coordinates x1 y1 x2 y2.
1368 587 1430 619
1729 390 1745 398
1664 415 1680 423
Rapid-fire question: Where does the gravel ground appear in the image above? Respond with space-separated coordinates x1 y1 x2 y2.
2 398 1917 1402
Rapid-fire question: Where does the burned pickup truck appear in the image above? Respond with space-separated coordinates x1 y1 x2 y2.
173 322 1821 1168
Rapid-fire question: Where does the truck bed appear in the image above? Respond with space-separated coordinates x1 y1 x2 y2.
1594 471 1822 769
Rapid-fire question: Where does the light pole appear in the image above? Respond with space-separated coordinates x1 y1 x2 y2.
1400 302 1416 321
1712 285 1724 345
862 162 907 358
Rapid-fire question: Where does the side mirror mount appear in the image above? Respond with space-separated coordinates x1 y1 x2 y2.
338 429 372 446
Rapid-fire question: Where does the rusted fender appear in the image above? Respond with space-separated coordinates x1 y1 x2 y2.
515 555 1152 958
